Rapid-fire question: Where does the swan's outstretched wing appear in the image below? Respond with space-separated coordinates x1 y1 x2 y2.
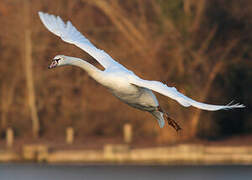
38 12 120 68
129 76 245 111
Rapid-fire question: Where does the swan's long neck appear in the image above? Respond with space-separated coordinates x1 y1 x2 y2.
65 56 103 79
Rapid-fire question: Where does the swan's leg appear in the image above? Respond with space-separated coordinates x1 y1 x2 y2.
157 106 182 132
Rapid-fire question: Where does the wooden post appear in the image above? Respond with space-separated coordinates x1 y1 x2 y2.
6 128 14 148
66 127 74 144
123 123 132 143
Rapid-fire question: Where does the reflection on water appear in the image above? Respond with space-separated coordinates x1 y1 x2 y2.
1 164 252 180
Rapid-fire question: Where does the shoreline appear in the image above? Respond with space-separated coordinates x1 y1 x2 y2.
1 144 252 165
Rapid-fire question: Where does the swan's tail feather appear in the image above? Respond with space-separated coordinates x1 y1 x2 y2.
151 111 165 128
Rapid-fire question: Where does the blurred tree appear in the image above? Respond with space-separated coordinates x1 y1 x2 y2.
23 0 40 138
0 0 250 143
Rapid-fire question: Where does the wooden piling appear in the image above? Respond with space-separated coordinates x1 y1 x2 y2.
66 127 74 144
6 128 14 148
123 123 132 143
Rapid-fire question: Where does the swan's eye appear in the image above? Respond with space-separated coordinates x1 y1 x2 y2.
54 58 60 62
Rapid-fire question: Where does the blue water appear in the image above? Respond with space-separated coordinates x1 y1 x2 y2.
0 164 252 180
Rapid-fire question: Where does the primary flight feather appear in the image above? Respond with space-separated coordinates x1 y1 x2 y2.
38 12 245 131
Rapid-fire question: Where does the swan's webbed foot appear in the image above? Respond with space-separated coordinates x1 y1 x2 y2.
165 115 182 132
157 106 182 132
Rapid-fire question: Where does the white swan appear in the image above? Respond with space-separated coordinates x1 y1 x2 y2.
38 12 245 131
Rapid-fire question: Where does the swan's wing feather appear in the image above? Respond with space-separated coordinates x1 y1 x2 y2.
129 76 245 111
38 12 119 68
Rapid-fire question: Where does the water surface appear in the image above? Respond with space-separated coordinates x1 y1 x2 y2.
1 163 252 180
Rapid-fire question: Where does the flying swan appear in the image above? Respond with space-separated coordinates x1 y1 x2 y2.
38 12 245 131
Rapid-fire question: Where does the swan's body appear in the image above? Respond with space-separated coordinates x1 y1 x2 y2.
59 56 159 111
39 12 245 130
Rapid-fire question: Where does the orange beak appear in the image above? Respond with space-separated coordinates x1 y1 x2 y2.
48 60 58 69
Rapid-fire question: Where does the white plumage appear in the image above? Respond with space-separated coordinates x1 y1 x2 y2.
38 12 245 130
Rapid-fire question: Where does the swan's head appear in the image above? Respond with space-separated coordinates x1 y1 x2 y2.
48 55 68 69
